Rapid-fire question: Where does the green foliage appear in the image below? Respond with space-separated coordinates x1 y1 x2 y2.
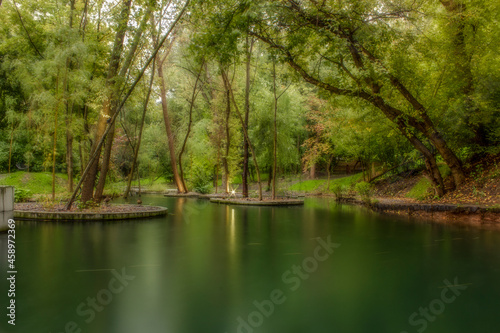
354 181 374 204
330 183 348 201
406 178 432 201
14 188 32 202
189 166 212 194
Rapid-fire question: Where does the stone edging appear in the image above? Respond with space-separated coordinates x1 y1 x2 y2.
13 205 168 221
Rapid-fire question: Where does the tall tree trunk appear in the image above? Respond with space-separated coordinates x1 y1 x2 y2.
222 70 263 200
124 64 155 198
242 35 254 198
178 62 204 193
94 6 150 201
267 165 273 190
272 61 279 199
64 0 75 193
66 109 74 192
93 123 115 199
81 0 131 203
222 72 232 194
52 70 61 201
310 163 315 179
157 55 187 193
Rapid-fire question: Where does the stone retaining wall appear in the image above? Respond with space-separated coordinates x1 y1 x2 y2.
0 186 14 232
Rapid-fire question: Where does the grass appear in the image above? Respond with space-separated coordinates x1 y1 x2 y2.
288 173 363 192
327 173 363 190
406 177 432 200
405 164 450 200
288 179 327 192
0 171 68 195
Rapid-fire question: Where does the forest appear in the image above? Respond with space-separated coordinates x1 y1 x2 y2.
1 0 499 205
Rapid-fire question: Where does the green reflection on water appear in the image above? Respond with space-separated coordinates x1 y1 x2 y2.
1 195 499 333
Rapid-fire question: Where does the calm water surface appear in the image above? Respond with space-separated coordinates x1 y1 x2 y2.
1 195 500 333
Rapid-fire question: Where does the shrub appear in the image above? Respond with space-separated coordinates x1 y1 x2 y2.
76 200 100 210
14 188 33 202
189 166 212 194
355 181 374 204
331 183 348 201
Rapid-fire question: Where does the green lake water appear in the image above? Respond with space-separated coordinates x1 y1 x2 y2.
1 195 500 333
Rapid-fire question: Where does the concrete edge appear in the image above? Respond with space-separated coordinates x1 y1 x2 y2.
13 205 168 221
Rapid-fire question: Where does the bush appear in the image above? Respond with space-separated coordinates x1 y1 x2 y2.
14 188 32 202
355 181 374 204
331 183 348 201
189 166 212 194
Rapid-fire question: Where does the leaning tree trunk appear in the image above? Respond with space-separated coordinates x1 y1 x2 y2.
178 62 204 193
157 55 187 193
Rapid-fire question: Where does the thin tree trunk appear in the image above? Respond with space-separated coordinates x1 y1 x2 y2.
136 165 141 197
222 70 263 200
272 61 278 199
79 139 84 177
326 155 333 191
222 71 232 194
178 62 204 193
267 165 273 190
52 71 61 201
64 0 75 193
66 109 74 192
8 125 15 174
124 64 155 199
242 35 254 198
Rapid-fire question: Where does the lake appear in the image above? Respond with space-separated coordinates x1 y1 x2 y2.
1 195 499 333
